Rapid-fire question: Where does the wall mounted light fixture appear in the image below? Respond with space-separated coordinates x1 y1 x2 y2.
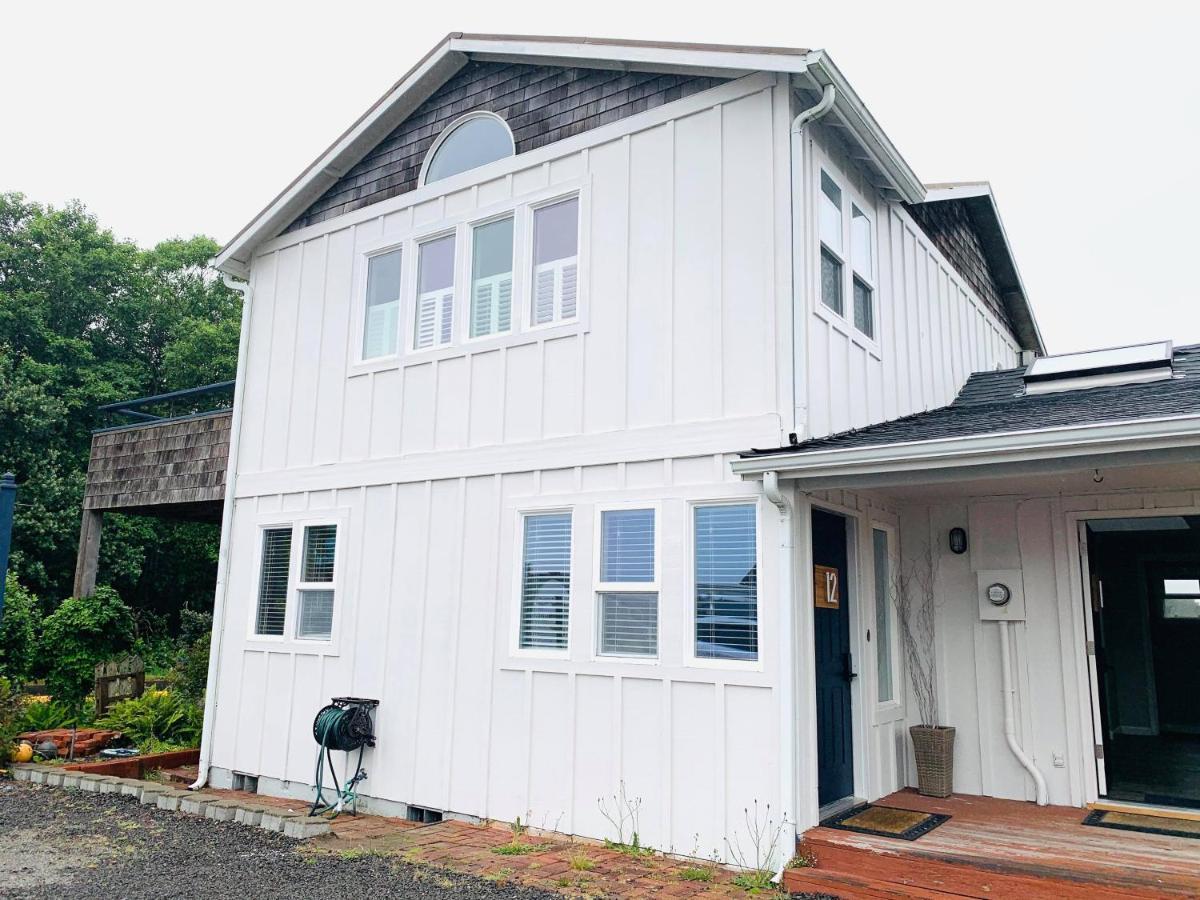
949 527 968 555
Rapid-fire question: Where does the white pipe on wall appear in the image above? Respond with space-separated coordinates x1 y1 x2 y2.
761 471 797 882
998 620 1049 805
190 273 254 791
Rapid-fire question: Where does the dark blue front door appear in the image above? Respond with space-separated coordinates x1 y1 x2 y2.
812 508 854 807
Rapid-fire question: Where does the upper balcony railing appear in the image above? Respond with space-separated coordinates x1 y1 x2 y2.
94 380 235 433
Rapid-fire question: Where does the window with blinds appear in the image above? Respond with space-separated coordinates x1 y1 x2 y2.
694 504 758 660
531 197 579 326
362 248 402 359
297 524 337 641
414 234 455 349
596 508 657 657
255 528 292 636
470 217 514 338
518 512 572 650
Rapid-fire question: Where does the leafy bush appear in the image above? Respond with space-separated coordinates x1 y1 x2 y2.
16 698 91 732
40 586 135 708
171 629 210 703
0 574 42 685
95 689 202 750
0 678 21 763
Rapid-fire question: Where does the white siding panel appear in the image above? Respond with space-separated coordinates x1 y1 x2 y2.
528 671 573 827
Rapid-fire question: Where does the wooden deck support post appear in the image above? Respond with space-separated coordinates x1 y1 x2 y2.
73 508 103 598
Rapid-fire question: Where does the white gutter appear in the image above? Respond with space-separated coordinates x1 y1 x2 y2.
998 621 1049 805
761 472 797 883
731 413 1200 480
191 273 254 791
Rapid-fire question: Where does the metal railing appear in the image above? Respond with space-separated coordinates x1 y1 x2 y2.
94 380 235 432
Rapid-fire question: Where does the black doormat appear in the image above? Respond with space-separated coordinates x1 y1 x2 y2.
1083 809 1200 840
820 804 950 841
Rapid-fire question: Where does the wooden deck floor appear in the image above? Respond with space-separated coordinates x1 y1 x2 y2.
786 789 1200 899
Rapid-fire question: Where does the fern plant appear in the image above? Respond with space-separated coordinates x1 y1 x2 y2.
96 690 202 749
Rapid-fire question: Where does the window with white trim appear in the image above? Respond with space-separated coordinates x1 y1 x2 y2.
254 527 292 636
470 216 514 338
296 524 338 640
422 113 514 186
818 169 876 340
694 504 758 661
414 234 455 349
596 508 657 657
362 248 402 359
872 527 894 702
518 512 572 650
531 197 579 326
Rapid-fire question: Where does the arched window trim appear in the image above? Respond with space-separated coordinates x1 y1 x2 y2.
419 111 515 187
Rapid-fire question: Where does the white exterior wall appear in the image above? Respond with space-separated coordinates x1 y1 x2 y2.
898 483 1200 809
210 73 796 856
797 127 1020 439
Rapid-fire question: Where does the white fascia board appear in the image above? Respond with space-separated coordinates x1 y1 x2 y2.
731 414 1200 480
801 52 926 205
922 182 993 202
213 38 467 276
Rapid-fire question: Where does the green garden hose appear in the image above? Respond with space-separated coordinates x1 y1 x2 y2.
309 699 377 819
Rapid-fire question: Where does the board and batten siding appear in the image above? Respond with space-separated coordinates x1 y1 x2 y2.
799 127 1020 440
210 72 795 857
897 482 1200 809
210 458 779 856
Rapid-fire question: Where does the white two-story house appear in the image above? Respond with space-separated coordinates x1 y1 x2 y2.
198 33 1200 868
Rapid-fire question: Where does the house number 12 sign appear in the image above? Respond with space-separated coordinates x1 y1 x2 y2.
814 565 840 609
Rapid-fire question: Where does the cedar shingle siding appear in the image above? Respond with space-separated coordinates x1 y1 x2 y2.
285 62 728 233
904 200 1011 329
84 412 231 516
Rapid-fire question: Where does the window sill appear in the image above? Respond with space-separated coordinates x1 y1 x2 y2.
243 637 340 657
872 700 905 725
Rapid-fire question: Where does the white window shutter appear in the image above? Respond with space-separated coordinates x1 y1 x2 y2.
439 290 454 345
560 261 578 320
364 300 399 359
415 292 438 349
534 265 556 325
496 275 512 332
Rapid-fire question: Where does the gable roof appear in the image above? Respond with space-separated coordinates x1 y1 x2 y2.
213 33 928 277
744 343 1200 459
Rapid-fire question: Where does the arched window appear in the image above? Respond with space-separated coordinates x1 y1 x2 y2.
421 112 514 185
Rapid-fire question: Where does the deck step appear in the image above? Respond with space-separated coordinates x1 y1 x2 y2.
800 833 1195 899
784 866 957 898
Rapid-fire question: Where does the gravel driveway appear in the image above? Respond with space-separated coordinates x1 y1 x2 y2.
0 781 559 899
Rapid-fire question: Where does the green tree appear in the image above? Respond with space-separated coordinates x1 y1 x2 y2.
0 193 238 629
0 574 41 685
40 586 135 707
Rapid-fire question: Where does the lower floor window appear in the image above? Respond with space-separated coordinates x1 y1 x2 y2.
597 592 658 657
694 504 758 660
253 520 339 642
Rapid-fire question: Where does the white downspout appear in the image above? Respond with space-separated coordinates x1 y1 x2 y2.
788 83 836 439
190 272 254 791
762 471 796 882
998 620 1049 805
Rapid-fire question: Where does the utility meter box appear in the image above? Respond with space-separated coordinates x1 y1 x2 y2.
976 569 1026 621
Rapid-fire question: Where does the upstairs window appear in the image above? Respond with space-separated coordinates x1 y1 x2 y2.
254 528 292 636
518 512 573 650
851 206 875 338
470 217 514 338
694 504 758 661
819 172 844 316
818 170 876 340
422 113 514 185
362 249 402 359
414 234 455 350
596 508 658 658
531 197 579 326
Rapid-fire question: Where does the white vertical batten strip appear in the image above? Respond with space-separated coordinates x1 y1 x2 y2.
191 272 255 791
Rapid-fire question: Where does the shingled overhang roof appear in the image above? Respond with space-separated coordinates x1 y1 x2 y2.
733 345 1200 484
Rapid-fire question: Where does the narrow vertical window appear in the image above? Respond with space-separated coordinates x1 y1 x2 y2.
296 524 337 641
362 249 402 359
255 528 292 636
694 504 758 660
470 217 514 338
518 512 572 649
873 528 893 702
596 508 657 657
414 234 455 349
851 206 874 337
819 172 844 314
531 197 579 325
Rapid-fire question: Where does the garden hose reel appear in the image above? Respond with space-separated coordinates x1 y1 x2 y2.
310 697 378 818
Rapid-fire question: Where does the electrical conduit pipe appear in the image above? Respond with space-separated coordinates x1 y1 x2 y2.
190 273 254 791
998 620 1048 805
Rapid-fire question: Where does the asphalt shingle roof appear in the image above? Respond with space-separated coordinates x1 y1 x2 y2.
747 344 1200 457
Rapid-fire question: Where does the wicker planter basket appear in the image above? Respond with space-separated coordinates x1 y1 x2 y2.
910 725 955 798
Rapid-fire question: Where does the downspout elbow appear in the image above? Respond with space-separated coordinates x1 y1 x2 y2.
791 84 836 133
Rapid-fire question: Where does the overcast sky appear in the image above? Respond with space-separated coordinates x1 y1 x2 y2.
4 1 1197 353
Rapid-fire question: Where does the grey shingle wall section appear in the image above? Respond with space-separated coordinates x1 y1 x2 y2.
748 345 1200 455
286 62 728 233
84 412 230 512
904 200 1012 331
